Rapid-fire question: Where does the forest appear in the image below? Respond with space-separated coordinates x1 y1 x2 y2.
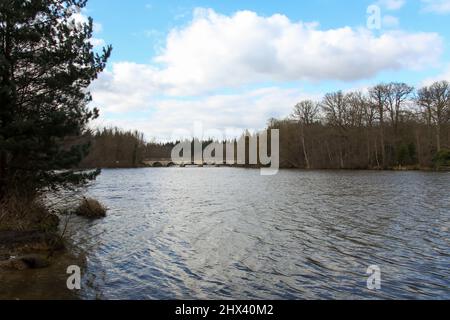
271 81 450 169
83 81 450 170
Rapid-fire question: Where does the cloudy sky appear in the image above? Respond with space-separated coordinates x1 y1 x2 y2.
83 0 450 141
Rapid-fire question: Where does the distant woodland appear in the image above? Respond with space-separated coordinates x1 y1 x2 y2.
82 81 450 170
80 128 175 168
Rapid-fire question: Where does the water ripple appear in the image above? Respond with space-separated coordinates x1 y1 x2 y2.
67 169 450 300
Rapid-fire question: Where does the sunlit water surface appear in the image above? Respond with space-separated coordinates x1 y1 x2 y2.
67 169 450 299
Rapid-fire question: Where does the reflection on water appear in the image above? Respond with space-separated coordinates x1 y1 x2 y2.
67 169 450 299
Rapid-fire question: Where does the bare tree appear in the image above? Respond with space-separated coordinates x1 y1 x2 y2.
292 100 319 168
346 92 374 166
346 91 367 128
321 91 349 168
292 100 319 126
417 81 450 152
385 83 414 133
369 84 389 167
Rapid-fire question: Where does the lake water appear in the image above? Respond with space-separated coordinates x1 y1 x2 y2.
68 168 450 300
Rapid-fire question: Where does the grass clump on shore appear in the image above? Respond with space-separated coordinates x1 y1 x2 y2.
0 196 59 233
0 196 65 270
74 198 107 219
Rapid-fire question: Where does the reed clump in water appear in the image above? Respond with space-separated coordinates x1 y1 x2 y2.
74 198 107 219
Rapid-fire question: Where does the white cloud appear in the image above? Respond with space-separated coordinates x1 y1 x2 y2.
153 9 441 95
382 15 400 28
90 62 163 113
379 0 406 10
89 8 444 140
89 38 106 47
93 9 442 98
421 0 450 13
71 12 103 33
70 11 105 47
93 87 318 141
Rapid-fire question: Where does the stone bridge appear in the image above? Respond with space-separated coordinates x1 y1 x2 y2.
142 158 222 167
143 158 282 168
143 158 177 167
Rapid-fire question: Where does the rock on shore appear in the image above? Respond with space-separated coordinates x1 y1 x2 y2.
0 230 64 270
0 254 50 270
0 230 84 300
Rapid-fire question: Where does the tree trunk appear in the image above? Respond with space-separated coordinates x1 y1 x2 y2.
416 130 422 167
300 124 310 169
326 142 333 164
374 137 380 169
366 128 371 168
380 126 385 167
339 139 344 169
0 151 7 199
436 124 441 152
379 103 386 167
0 19 12 199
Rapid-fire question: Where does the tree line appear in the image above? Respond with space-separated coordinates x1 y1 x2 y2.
80 127 175 168
269 81 450 169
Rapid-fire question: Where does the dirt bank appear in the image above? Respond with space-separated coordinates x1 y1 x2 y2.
0 230 85 300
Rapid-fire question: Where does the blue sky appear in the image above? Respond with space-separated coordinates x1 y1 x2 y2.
82 0 450 140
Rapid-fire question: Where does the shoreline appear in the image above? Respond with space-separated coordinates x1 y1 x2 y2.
81 165 449 172
0 249 85 300
0 232 86 300
0 200 103 300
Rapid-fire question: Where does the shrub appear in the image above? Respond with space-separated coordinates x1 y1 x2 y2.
0 196 59 232
75 198 107 219
396 143 417 166
433 149 450 168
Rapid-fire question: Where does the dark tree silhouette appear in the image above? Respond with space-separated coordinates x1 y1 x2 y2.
0 0 111 199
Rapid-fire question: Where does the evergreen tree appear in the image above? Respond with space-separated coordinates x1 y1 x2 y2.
0 0 111 199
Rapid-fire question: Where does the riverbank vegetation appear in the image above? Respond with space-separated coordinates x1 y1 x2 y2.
270 81 450 170
0 0 111 274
